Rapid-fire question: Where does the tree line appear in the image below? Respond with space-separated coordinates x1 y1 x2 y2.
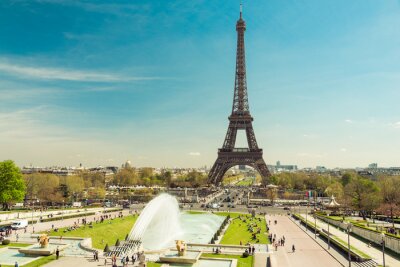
0 160 208 210
270 172 400 220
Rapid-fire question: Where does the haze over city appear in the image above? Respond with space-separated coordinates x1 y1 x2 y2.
1 0 400 168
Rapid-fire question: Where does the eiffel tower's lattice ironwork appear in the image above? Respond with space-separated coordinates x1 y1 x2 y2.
208 6 271 185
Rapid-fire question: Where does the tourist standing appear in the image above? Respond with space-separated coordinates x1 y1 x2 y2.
56 247 60 259
14 262 18 267
292 244 295 253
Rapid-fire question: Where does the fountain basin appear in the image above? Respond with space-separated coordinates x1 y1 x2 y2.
159 249 201 264
19 243 69 256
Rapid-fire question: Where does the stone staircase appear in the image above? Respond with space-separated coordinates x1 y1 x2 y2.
353 260 378 267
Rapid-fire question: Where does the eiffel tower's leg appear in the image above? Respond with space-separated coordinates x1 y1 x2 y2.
253 158 271 185
208 160 223 184
245 124 259 150
222 123 238 150
208 159 232 185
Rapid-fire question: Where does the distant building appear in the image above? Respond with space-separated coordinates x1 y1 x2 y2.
267 161 297 173
368 163 378 169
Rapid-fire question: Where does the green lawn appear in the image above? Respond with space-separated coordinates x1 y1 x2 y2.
220 213 268 245
236 177 254 186
202 253 254 267
47 215 138 249
147 263 162 267
0 243 31 248
1 255 56 267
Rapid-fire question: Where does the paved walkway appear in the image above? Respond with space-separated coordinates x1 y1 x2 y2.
253 252 268 267
306 214 399 267
266 214 342 267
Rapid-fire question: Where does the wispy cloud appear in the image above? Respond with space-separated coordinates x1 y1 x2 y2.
0 61 159 82
188 152 201 156
391 122 400 129
340 148 347 152
345 119 353 123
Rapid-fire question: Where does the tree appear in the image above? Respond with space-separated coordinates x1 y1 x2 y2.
344 175 380 219
325 181 344 202
341 172 354 187
24 173 62 205
60 176 85 201
0 160 26 210
113 168 137 186
378 176 400 227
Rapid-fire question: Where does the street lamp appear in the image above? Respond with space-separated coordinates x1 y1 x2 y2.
381 232 386 267
326 210 331 250
347 224 352 267
305 204 308 231
314 212 317 239
62 200 64 221
328 222 330 249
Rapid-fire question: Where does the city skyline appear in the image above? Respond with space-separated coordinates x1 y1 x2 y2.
1 0 400 168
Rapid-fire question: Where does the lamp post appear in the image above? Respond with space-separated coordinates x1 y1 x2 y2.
328 222 330 249
347 224 352 267
381 232 386 267
305 204 308 231
62 200 64 221
314 212 317 239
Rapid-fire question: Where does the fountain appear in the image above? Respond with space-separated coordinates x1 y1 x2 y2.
108 193 228 267
128 193 182 250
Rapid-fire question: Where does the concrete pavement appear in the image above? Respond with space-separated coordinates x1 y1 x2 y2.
266 214 342 267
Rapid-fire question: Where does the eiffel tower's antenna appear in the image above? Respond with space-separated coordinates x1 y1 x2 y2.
240 2 243 19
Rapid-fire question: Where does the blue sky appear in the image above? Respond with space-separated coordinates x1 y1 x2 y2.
0 0 400 168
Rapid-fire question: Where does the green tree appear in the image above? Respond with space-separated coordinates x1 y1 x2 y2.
344 175 380 219
24 173 62 204
324 181 344 202
378 176 400 227
0 160 26 210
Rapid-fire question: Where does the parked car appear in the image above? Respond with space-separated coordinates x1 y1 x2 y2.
11 220 28 230
0 226 11 232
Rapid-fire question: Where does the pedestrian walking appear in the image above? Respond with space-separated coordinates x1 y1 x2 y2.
104 257 107 266
292 244 295 253
56 247 60 259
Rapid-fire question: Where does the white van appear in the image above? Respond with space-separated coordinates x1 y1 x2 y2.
11 220 28 230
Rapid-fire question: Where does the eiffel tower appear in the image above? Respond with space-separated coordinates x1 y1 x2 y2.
208 5 271 185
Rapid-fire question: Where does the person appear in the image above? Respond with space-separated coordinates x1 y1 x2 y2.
292 244 295 253
104 257 107 266
14 262 18 267
125 256 129 266
56 247 60 259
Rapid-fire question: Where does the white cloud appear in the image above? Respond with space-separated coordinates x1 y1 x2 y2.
0 61 158 82
345 119 353 123
188 152 201 156
391 122 400 129
340 148 347 152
